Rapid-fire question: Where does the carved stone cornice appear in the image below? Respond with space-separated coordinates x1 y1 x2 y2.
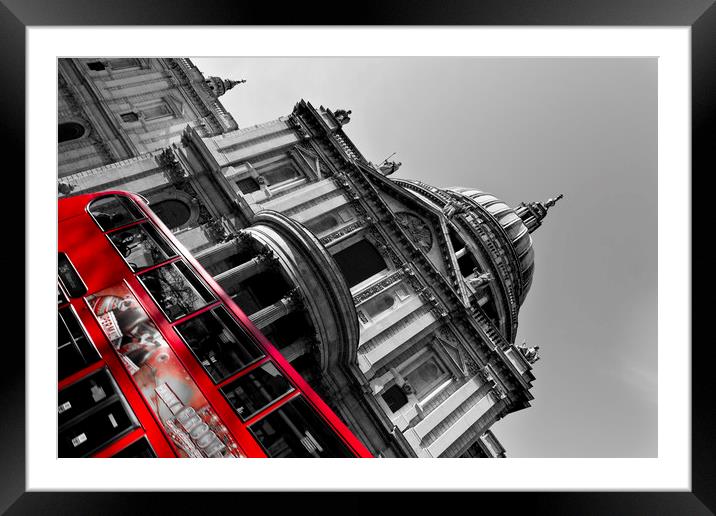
352 269 404 305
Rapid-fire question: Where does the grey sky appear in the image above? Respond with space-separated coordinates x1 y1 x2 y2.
193 57 657 458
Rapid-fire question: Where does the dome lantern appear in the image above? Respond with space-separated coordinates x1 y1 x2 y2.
204 76 246 97
515 194 564 233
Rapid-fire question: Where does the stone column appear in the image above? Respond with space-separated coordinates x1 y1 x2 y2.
279 337 311 362
195 230 256 269
215 250 276 289
195 239 239 267
248 288 302 330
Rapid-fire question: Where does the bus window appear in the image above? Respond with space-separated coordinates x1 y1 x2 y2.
249 397 354 458
58 368 138 458
58 252 87 297
137 261 214 321
58 306 100 380
175 306 264 383
220 362 293 421
107 222 176 271
88 196 144 231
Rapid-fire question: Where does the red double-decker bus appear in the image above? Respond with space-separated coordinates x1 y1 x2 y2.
58 191 372 458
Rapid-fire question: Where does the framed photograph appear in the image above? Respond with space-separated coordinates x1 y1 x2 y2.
5 0 713 513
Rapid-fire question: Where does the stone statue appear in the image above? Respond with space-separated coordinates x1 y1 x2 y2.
468 272 493 290
517 341 541 364
442 200 466 218
378 160 402 176
333 109 352 125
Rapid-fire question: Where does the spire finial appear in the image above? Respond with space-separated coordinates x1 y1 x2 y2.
544 193 564 210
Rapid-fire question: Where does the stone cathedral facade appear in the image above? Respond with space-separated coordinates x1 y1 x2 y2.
57 57 561 458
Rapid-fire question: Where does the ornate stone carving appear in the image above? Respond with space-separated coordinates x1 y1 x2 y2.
352 270 404 305
517 341 541 364
468 271 493 290
395 212 433 253
333 109 352 125
320 221 364 246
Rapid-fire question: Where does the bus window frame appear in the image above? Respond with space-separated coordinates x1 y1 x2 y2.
218 359 296 422
135 259 216 323
104 220 179 273
173 305 266 384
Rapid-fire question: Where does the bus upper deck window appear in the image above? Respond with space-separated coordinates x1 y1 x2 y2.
88 195 144 231
108 222 177 272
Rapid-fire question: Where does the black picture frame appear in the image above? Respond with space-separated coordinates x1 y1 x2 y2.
4 0 713 513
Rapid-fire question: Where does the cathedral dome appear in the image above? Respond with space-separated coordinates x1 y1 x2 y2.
447 188 536 302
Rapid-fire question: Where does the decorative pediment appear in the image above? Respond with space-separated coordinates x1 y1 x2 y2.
435 333 466 375
356 167 466 299
290 144 333 180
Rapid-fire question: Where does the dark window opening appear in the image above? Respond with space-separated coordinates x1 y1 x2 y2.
58 307 100 380
457 252 480 277
236 177 260 194
221 362 293 421
86 61 106 71
261 312 311 352
232 269 290 308
381 384 409 412
58 122 86 143
249 396 353 458
121 112 139 123
175 307 264 383
481 299 500 328
448 228 465 251
58 252 87 298
333 239 387 288
150 199 191 230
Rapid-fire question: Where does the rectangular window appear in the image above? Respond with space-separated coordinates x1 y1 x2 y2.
220 362 293 421
120 112 139 123
249 396 353 458
381 384 409 412
107 222 176 272
88 195 144 232
58 283 68 306
403 354 449 400
58 252 87 298
58 368 138 458
58 306 100 380
236 177 260 194
142 103 173 121
137 261 214 321
174 307 264 383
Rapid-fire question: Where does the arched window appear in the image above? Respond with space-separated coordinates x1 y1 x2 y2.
58 122 86 143
151 199 191 230
333 239 387 288
305 214 339 235
363 293 395 319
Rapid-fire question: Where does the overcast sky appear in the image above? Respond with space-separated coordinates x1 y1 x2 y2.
193 57 657 458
